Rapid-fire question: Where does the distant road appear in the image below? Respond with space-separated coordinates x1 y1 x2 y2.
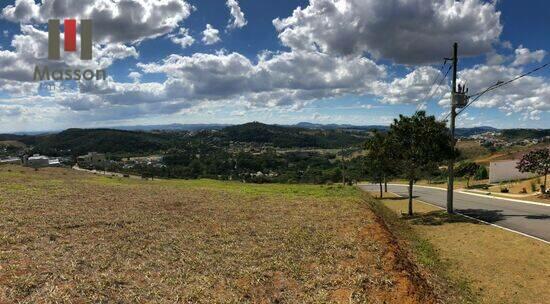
360 184 550 243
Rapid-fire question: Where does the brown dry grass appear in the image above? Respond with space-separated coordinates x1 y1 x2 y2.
378 193 550 304
0 166 439 303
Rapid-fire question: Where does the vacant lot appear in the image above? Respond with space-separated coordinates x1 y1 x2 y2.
376 193 550 304
1 167 440 303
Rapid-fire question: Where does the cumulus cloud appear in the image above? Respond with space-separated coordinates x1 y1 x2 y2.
0 25 138 83
202 24 221 45
273 0 502 64
512 45 546 66
170 28 195 49
128 71 142 83
1 0 547 127
441 64 550 120
2 0 193 44
226 0 247 30
372 66 448 104
137 50 385 106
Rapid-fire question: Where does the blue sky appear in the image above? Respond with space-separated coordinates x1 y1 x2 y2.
0 0 548 132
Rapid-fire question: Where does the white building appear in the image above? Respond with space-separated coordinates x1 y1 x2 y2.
27 154 50 168
489 159 535 183
48 159 62 167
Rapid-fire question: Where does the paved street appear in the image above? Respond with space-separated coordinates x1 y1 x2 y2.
360 184 550 242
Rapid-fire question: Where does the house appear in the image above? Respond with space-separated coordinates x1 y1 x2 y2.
77 152 106 167
489 159 536 183
48 159 62 167
26 154 50 168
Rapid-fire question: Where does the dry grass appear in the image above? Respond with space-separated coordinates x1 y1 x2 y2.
488 175 549 194
0 166 439 303
377 193 550 304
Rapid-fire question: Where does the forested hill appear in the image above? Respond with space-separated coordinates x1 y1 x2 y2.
5 123 370 155
23 129 178 155
500 129 550 141
3 123 548 156
220 122 369 148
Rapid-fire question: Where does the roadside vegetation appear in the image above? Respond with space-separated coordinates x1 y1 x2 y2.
368 191 549 304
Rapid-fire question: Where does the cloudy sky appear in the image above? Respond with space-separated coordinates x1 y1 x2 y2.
0 0 548 132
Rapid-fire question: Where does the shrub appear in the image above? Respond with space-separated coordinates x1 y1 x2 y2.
474 166 488 180
530 180 537 192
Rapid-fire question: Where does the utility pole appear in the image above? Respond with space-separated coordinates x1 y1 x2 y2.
447 42 458 214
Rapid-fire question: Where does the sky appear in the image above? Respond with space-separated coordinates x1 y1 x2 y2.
0 0 548 133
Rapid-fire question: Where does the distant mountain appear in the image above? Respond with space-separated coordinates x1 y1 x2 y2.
500 129 550 141
110 123 230 132
4 122 511 136
221 122 370 148
294 122 389 131
455 126 500 137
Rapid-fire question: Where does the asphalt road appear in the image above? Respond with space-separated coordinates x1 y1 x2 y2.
359 184 550 242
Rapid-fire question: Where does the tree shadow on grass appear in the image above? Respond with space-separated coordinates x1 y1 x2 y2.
457 209 550 222
382 195 419 201
404 209 549 226
404 210 480 226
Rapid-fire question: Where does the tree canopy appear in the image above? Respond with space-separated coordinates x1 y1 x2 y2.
517 148 550 191
388 111 452 215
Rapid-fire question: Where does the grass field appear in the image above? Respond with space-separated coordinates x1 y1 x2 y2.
0 166 442 303
374 192 550 304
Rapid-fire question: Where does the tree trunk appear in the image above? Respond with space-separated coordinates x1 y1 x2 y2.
542 169 548 195
408 179 414 216
379 182 383 198
466 177 470 189
544 169 548 190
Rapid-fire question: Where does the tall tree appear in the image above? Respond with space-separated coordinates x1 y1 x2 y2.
364 131 394 198
517 148 550 193
388 111 452 215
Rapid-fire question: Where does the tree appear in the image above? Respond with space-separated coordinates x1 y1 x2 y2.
388 111 452 215
455 161 480 188
517 148 550 193
474 165 488 180
364 131 394 198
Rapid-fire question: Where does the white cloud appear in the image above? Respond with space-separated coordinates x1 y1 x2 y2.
512 45 546 66
372 66 448 104
170 28 195 49
230 110 246 117
449 64 550 120
2 0 193 45
0 25 138 83
226 0 247 30
273 0 502 64
486 51 507 66
202 24 221 45
138 49 385 107
128 71 141 83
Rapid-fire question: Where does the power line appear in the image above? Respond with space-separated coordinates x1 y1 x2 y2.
442 61 550 121
420 60 449 105
427 65 452 102
468 62 549 98
457 62 549 116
